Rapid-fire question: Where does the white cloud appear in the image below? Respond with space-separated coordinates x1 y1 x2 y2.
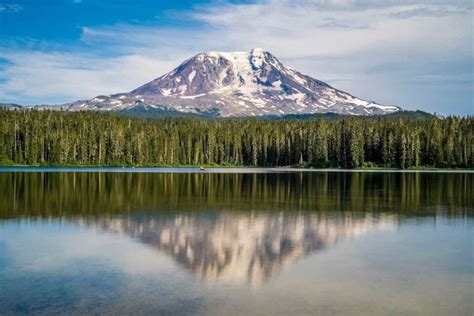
0 4 23 13
189 2 471 59
0 0 472 114
0 51 177 103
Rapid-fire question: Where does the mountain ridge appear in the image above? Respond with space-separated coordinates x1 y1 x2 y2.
20 49 403 116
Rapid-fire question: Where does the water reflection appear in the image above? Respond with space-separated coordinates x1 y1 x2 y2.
0 171 471 285
0 171 472 315
77 212 396 285
0 171 472 218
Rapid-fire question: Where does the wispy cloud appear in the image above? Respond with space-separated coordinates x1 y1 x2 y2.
0 0 472 114
0 4 23 13
0 51 177 104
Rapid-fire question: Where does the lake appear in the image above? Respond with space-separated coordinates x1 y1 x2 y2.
0 169 472 315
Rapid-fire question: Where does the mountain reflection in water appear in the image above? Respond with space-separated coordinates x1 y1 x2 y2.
0 171 471 285
77 212 396 285
0 170 472 315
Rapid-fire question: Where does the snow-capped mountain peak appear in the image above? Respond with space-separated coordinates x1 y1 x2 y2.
54 49 401 116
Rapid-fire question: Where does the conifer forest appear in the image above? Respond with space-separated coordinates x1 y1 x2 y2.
0 109 472 168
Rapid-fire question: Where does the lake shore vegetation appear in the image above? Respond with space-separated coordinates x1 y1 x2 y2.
0 109 472 169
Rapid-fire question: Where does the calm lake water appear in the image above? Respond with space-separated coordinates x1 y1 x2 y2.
0 169 472 315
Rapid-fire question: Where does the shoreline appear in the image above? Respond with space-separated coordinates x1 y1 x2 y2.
0 166 472 173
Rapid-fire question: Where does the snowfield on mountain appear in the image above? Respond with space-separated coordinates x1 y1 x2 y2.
49 48 401 117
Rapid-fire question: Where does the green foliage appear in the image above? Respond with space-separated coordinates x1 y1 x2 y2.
0 109 472 168
0 154 15 166
258 110 433 121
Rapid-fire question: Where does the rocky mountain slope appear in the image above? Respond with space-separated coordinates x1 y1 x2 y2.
44 48 401 116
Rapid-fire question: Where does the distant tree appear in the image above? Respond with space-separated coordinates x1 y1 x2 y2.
0 109 472 168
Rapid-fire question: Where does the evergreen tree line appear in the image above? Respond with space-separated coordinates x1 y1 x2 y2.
0 109 472 168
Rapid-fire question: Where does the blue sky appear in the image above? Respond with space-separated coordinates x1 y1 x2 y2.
0 0 472 115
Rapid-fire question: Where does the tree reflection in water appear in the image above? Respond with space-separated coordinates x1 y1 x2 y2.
0 170 471 285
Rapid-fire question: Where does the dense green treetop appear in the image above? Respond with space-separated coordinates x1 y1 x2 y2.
0 109 472 168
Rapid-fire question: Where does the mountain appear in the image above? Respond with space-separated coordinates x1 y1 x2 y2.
44 48 402 116
0 103 22 110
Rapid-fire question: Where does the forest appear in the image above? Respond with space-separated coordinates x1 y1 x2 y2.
0 109 472 168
